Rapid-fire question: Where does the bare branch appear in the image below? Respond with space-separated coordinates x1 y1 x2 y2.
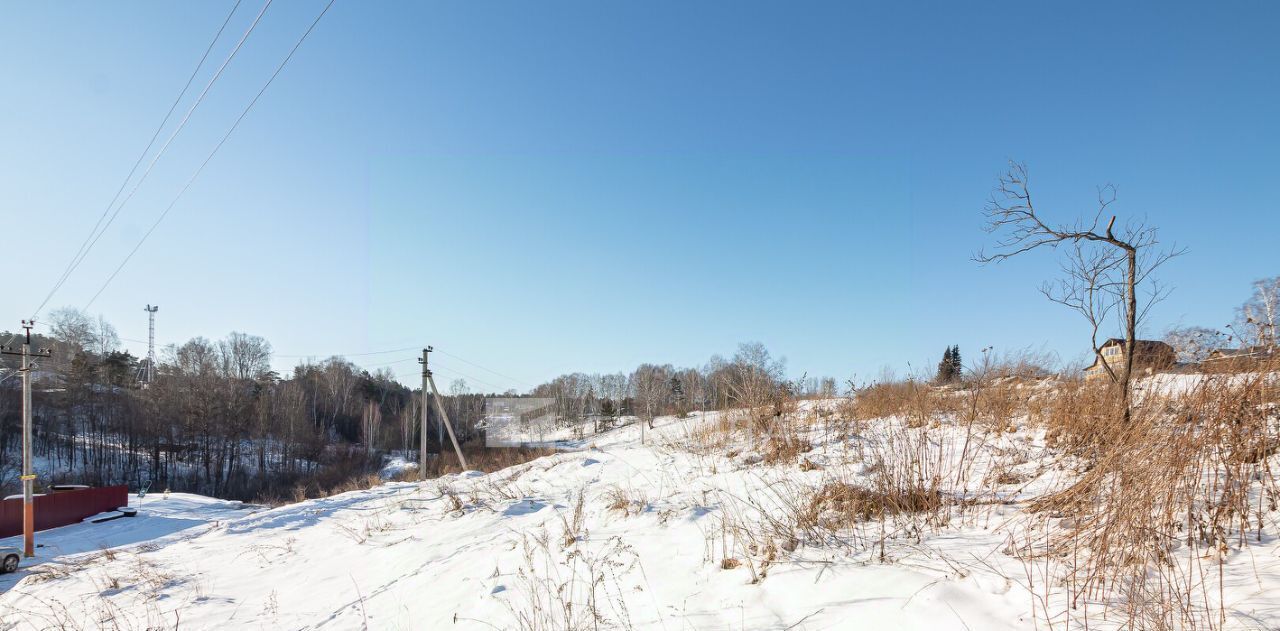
975 162 1185 419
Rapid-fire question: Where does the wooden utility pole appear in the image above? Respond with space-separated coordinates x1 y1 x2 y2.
418 346 468 474
427 371 468 470
417 345 468 471
1 320 51 558
419 348 431 481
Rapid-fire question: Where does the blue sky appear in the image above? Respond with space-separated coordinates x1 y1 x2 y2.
2 1 1277 391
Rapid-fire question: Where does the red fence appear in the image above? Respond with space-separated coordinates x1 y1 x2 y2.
0 485 129 538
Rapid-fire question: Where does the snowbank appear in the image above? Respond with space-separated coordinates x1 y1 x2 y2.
0 406 1277 629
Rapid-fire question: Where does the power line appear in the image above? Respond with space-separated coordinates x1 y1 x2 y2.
353 355 420 369
275 344 423 359
426 362 508 393
387 359 512 393
31 0 245 318
33 0 268 319
433 347 536 387
83 0 337 311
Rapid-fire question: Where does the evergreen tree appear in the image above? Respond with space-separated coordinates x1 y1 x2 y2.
669 375 687 416
950 345 962 381
936 346 955 383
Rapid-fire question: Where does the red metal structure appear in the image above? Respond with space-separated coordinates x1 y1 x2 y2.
0 485 128 538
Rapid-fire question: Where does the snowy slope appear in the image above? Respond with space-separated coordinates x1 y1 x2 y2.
1 406 1278 630
0 493 251 595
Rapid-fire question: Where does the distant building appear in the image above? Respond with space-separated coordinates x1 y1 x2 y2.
482 397 559 447
1083 338 1176 381
1202 346 1278 371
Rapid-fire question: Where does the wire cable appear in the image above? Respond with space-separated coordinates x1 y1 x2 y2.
83 0 337 311
275 344 423 359
428 362 508 393
433 347 536 387
387 363 504 393
32 0 269 319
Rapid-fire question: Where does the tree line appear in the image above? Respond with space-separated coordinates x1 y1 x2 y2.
0 309 842 501
526 342 838 433
0 308 496 501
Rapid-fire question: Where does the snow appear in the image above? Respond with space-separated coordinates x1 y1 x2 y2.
0 405 1277 629
378 454 418 480
0 493 250 596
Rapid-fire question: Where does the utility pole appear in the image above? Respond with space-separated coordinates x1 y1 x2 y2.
427 372 468 471
419 348 431 480
143 305 158 384
418 346 468 475
1 320 51 558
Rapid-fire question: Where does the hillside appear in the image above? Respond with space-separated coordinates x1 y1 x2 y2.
2 388 1279 629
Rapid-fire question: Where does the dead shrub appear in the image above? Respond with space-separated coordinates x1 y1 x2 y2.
559 489 587 547
602 486 647 517
802 482 942 528
762 436 812 465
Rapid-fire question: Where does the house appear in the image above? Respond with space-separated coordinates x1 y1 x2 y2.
1083 338 1176 381
1202 346 1278 371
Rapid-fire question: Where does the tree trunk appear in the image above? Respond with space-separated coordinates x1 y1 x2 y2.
1122 247 1137 423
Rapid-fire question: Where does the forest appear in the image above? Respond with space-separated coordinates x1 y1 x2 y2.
0 308 821 502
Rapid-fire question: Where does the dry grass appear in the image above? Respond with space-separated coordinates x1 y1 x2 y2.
673 357 1280 629
802 482 942 526
418 445 558 479
850 379 941 426
505 528 639 631
1027 378 1122 456
388 445 557 484
1016 366 1280 629
602 485 648 517
762 436 812 465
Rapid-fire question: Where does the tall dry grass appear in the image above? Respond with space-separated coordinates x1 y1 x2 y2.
676 352 1280 629
414 445 559 479
1020 367 1280 629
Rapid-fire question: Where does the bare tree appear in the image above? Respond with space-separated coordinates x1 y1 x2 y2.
724 342 785 431
361 401 380 454
220 332 273 381
1235 276 1279 348
976 162 1182 419
92 315 120 358
1164 326 1228 364
631 364 673 429
48 307 95 371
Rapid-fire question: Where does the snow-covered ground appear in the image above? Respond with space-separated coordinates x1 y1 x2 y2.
0 493 251 596
1 404 1277 629
377 454 418 480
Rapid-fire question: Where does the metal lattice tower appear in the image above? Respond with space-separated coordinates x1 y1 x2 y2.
144 305 158 383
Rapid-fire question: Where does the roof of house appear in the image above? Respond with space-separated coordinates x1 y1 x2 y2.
1098 338 1174 352
1083 339 1175 373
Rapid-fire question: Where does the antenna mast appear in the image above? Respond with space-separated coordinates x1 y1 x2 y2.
144 305 158 384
